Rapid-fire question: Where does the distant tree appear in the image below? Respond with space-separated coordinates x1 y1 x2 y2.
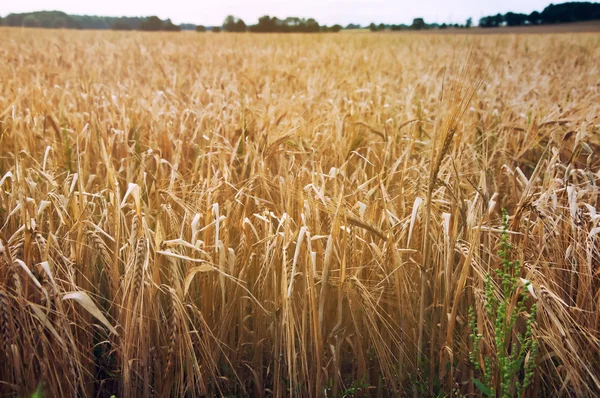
250 15 276 32
466 17 472 28
281 17 295 32
541 2 600 24
248 16 326 33
4 14 18 26
179 23 196 30
234 18 247 32
411 18 426 30
211 26 221 33
138 16 163 31
306 18 320 32
440 23 448 29
115 17 142 30
494 13 503 26
3 11 142 30
479 3 600 28
329 24 342 32
195 25 206 32
377 23 386 31
111 19 132 30
505 12 527 26
53 17 68 28
222 15 246 32
285 17 301 28
23 15 39 28
345 23 361 29
5 13 26 27
479 16 492 27
222 15 236 31
369 23 377 32
163 19 181 31
528 11 541 25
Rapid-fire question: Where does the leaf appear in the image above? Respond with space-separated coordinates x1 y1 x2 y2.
31 384 43 398
29 303 66 346
120 182 140 214
520 277 536 298
589 227 600 239
38 261 57 286
183 265 214 296
63 291 118 336
14 259 43 290
0 171 13 186
512 356 525 374
407 197 423 247
472 378 493 396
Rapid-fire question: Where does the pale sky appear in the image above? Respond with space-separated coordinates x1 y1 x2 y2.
0 0 563 26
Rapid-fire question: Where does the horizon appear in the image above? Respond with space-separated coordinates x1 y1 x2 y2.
0 0 590 27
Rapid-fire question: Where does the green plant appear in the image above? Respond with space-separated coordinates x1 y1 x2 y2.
322 376 371 397
341 376 370 397
31 385 43 398
469 209 538 397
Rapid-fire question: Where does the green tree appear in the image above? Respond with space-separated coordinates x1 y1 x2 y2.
111 19 132 30
466 17 472 28
234 18 247 32
505 12 527 26
222 15 247 32
22 15 39 28
163 19 181 31
138 16 163 31
285 17 301 28
306 18 320 32
222 15 236 31
494 13 503 26
528 11 541 24
411 17 425 30
53 17 68 28
195 25 206 32
253 15 276 32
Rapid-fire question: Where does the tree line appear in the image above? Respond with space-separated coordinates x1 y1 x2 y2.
220 15 342 33
479 2 600 27
367 17 473 31
1 2 598 32
0 11 342 33
0 11 182 31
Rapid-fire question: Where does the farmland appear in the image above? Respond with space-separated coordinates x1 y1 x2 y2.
1 29 600 396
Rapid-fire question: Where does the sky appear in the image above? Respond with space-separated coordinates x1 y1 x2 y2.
0 0 565 26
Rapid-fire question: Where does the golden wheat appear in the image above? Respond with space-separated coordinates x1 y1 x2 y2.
1 28 600 396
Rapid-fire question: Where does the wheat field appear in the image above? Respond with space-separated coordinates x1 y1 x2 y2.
0 28 600 397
